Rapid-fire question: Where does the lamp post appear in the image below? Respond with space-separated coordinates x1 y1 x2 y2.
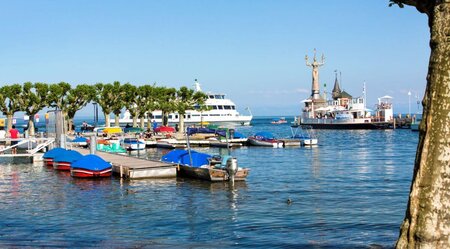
408 91 411 117
93 102 98 127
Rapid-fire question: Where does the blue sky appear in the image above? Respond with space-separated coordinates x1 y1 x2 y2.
0 0 429 118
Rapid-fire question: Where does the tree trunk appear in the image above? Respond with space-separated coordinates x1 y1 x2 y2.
27 119 35 137
6 114 13 132
104 113 110 128
140 117 145 129
115 115 120 127
132 116 138 127
179 114 185 133
397 3 450 248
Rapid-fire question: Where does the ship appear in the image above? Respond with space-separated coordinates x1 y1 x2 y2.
295 50 394 129
111 80 253 127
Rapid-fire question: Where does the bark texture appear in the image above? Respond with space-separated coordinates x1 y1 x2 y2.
397 1 450 248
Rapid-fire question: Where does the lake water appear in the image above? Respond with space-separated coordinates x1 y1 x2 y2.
0 117 417 248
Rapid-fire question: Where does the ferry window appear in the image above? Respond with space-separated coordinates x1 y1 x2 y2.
231 106 235 110
359 99 363 104
212 106 217 110
201 114 208 117
169 115 173 119
175 115 178 119
215 95 222 99
224 105 231 110
192 114 200 117
209 95 214 99
218 106 223 110
187 115 191 119
155 115 162 119
210 114 220 116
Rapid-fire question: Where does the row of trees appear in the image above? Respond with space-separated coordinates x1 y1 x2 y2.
0 82 208 136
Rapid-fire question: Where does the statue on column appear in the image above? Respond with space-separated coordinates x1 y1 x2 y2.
305 49 325 100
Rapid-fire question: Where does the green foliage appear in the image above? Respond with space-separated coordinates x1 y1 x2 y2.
21 82 50 116
66 84 95 118
48 82 71 110
175 86 208 115
0 84 22 116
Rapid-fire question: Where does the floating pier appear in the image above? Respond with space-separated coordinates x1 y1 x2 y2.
70 147 177 179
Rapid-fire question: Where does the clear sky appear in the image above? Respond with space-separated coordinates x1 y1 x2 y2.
0 0 429 117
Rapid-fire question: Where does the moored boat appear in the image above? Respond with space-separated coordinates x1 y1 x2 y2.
161 149 249 181
247 132 283 147
271 117 287 124
121 138 146 151
43 147 67 167
71 154 112 178
53 150 83 171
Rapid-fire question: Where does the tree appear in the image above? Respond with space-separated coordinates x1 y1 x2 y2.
0 84 22 132
108 81 126 127
175 86 207 133
157 87 177 126
21 82 50 136
65 84 95 132
48 82 71 131
140 84 159 130
391 1 450 248
122 83 139 127
94 83 116 128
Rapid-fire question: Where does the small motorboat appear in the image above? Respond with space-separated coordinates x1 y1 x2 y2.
71 154 112 178
154 126 175 133
290 125 318 146
43 147 67 167
53 150 83 171
70 136 89 147
121 138 146 151
247 132 283 148
161 149 249 181
271 117 288 124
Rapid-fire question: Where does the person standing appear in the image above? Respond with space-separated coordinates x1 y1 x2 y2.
9 125 19 154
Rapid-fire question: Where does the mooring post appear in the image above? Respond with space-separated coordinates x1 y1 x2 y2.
90 135 96 154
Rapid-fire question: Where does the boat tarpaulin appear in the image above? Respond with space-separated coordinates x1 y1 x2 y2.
53 150 83 163
71 154 112 171
43 147 67 159
186 127 227 137
161 149 211 168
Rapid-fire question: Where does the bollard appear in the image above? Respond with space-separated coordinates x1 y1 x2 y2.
90 135 96 154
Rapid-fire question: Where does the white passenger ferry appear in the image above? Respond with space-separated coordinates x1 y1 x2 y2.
111 80 253 127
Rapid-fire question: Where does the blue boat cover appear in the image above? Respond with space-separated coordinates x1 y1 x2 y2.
161 149 211 168
71 137 88 143
53 150 83 163
71 154 112 171
123 138 144 144
232 131 246 139
43 147 67 159
254 131 275 139
187 127 227 137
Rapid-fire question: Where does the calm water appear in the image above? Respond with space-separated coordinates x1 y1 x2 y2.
0 117 417 248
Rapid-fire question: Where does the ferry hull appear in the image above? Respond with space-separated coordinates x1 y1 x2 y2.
300 122 392 130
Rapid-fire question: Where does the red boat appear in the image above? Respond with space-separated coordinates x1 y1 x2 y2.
43 148 68 168
71 154 112 178
154 126 175 133
53 150 83 171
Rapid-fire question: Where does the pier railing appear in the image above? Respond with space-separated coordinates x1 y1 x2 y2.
0 138 55 157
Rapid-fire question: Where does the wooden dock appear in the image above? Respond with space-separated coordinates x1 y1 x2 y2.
70 147 177 179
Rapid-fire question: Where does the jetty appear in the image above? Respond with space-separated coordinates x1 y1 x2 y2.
70 147 177 179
